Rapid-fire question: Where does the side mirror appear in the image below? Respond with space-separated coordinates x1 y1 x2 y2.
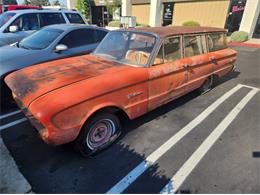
55 44 68 53
9 26 19 33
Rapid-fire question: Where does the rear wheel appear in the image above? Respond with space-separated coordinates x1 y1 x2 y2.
74 112 121 157
198 75 214 94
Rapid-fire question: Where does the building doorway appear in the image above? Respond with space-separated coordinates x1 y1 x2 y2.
225 0 247 33
162 2 174 26
91 6 112 27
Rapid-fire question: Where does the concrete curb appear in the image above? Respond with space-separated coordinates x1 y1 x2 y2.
0 136 32 193
228 42 260 48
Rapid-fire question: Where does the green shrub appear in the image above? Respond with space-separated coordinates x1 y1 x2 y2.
136 23 149 27
230 31 249 42
108 20 121 27
182 21 200 27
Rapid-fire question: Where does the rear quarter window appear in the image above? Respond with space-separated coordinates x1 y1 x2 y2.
40 13 66 27
65 13 85 24
207 33 227 52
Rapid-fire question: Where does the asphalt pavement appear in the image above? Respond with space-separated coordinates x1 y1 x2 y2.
0 46 259 193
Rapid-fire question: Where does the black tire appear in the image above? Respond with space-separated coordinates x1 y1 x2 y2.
74 112 121 157
198 75 214 94
1 79 17 109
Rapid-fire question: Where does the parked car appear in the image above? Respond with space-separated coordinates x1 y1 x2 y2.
0 9 87 46
0 5 40 14
0 24 108 106
5 26 237 156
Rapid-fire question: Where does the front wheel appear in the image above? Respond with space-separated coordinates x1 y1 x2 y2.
74 112 121 157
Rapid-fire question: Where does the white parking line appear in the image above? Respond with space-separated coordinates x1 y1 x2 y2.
0 110 21 120
160 87 259 194
238 84 260 90
0 118 27 131
106 84 243 194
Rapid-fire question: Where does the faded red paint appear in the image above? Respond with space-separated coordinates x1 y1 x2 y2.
5 27 237 146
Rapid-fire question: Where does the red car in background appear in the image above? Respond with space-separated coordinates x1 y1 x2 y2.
0 5 40 14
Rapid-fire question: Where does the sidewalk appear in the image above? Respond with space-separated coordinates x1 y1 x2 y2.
229 38 260 48
0 135 32 193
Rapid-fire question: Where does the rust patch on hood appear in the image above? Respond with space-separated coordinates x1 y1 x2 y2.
5 54 127 106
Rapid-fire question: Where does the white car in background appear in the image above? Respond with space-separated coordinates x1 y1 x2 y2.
0 9 87 46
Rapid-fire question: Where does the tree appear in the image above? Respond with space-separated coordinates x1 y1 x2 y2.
76 0 91 20
3 0 17 5
105 0 121 16
23 0 30 5
53 0 60 6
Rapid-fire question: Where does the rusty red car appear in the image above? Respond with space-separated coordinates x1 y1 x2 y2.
5 26 237 156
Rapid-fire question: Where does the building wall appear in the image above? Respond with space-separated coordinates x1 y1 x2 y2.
67 0 77 9
132 3 150 25
172 0 230 28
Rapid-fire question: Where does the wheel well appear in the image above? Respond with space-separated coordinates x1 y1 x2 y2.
90 106 130 125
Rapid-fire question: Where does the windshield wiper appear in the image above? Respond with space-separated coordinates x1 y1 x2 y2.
19 44 31 50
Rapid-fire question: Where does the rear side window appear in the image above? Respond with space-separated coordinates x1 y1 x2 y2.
95 29 107 42
164 37 182 63
65 13 85 24
153 37 181 65
207 33 227 52
184 35 206 57
59 29 96 48
40 13 66 27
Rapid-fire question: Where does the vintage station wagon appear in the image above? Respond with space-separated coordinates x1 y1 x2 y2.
5 26 237 156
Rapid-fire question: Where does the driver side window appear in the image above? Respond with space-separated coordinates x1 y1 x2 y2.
5 13 39 32
59 29 95 49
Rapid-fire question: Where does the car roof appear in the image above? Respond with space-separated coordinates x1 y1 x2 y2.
45 24 109 31
125 26 226 38
7 9 80 14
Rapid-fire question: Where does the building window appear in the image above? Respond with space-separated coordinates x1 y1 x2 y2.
162 2 174 26
225 0 247 33
253 13 260 38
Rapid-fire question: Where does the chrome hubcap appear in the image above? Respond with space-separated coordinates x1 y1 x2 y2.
86 119 115 150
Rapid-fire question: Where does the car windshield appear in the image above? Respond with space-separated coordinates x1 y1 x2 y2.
93 31 157 67
0 12 16 28
18 28 64 50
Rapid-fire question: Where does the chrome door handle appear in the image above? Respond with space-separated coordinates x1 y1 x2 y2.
209 56 215 60
183 64 190 68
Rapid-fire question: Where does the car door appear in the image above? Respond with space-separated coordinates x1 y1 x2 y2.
50 28 100 60
58 28 100 56
4 13 40 44
183 34 212 92
148 36 187 111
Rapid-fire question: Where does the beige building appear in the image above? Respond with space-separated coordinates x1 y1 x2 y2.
67 0 260 38
123 0 230 27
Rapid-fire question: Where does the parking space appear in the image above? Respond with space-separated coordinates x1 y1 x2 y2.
0 46 259 193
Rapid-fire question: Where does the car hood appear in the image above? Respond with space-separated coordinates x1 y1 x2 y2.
0 45 41 77
5 55 129 107
0 45 38 62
